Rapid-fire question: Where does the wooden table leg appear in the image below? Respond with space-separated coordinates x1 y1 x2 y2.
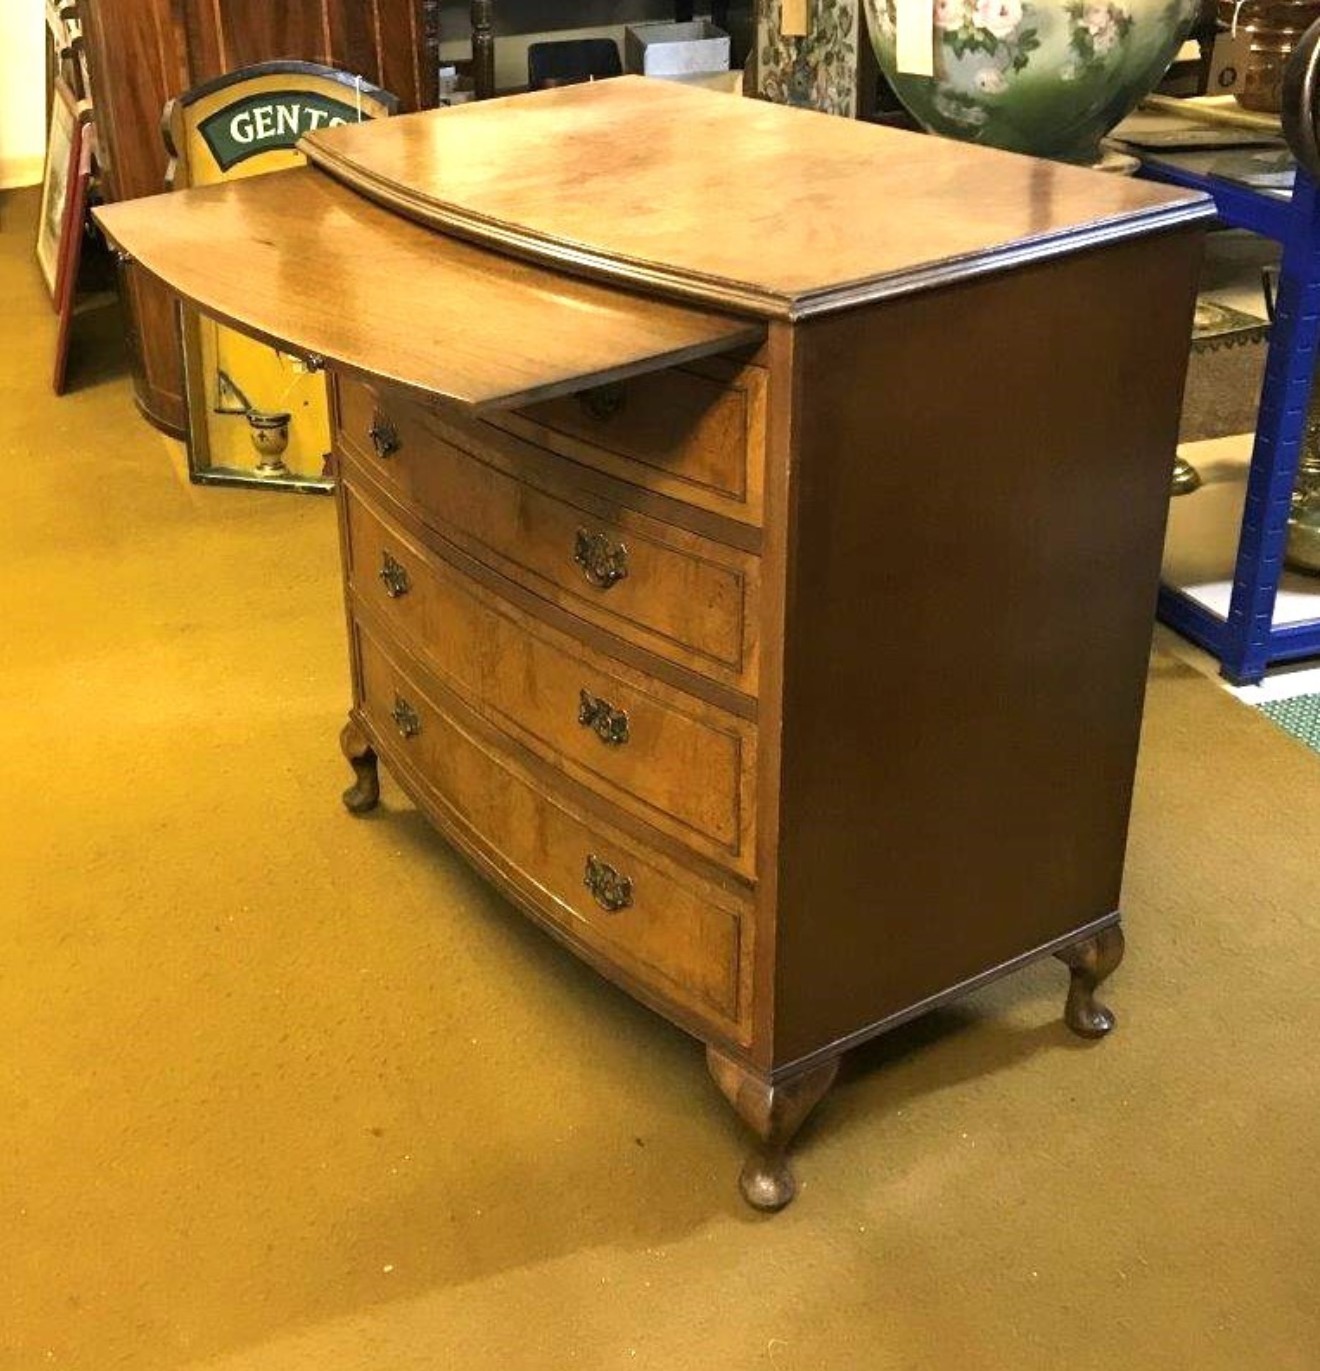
1056 924 1125 1038
707 1046 839 1211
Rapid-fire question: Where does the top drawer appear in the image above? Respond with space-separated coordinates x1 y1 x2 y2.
484 356 767 527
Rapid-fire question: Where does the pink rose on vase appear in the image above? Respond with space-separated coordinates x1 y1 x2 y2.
934 0 967 27
972 0 1024 37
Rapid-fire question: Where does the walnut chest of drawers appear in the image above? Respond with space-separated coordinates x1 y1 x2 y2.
95 77 1212 1209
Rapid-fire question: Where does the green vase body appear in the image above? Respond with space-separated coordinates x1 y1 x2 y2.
866 0 1199 163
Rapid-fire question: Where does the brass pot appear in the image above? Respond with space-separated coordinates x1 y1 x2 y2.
1287 414 1320 573
1217 0 1320 111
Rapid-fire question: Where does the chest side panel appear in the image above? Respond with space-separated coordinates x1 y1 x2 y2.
769 228 1204 1068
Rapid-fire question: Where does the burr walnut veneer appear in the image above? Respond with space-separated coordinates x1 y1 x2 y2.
95 78 1211 1210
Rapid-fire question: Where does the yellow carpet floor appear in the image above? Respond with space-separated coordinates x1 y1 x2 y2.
3 186 1319 1371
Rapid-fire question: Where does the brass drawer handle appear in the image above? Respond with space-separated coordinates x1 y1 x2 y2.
368 409 400 459
574 528 628 590
584 854 632 913
578 688 629 746
379 551 410 598
577 381 626 421
390 694 421 739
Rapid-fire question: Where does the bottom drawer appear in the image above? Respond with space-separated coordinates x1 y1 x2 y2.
354 620 747 1031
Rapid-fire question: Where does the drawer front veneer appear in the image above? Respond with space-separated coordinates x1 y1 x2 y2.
484 357 767 526
354 622 746 1030
334 374 761 693
344 485 758 875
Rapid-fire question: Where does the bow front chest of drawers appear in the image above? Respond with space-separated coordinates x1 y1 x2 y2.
96 77 1211 1210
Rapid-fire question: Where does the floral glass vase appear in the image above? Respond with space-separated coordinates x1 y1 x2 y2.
865 0 1199 163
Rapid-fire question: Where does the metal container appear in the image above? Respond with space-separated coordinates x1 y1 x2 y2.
1217 0 1320 111
624 20 731 77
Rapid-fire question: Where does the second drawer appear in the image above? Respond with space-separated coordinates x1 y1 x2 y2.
344 484 758 877
334 372 761 695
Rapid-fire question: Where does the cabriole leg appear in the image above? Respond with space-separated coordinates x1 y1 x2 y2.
1056 924 1125 1038
707 1046 839 1212
340 718 379 814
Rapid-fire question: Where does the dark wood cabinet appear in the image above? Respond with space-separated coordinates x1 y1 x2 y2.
79 0 439 436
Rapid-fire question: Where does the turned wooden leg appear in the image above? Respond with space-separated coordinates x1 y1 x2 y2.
339 719 379 814
707 1046 839 1212
1056 924 1125 1038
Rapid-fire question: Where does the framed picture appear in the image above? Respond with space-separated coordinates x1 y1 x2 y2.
51 122 97 395
36 78 83 307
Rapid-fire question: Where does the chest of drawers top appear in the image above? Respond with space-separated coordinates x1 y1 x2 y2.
302 76 1207 319
95 78 1209 415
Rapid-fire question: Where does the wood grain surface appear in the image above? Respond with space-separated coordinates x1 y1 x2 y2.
76 0 439 436
92 166 764 410
302 76 1213 318
333 375 763 694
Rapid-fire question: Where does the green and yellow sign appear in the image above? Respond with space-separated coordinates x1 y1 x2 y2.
163 63 398 491
197 90 367 171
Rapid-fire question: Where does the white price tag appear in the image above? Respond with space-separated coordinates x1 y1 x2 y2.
895 0 936 77
1207 30 1251 96
781 0 809 35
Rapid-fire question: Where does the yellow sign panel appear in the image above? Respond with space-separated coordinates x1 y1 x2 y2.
164 64 397 491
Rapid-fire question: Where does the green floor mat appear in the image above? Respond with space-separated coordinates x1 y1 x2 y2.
1259 694 1320 754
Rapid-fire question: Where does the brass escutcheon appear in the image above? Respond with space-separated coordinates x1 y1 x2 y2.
379 551 410 598
577 381 627 421
390 695 421 739
578 688 629 746
584 854 632 912
368 410 400 459
573 528 628 590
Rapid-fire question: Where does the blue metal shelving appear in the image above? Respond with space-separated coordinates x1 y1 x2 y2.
1138 148 1320 685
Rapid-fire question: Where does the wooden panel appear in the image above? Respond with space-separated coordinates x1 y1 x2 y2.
77 0 188 433
345 486 759 874
176 1 436 108
93 166 764 411
335 375 762 693
374 0 425 113
77 0 437 439
354 620 746 1026
487 355 767 526
766 230 1204 1067
301 77 1213 319
205 4 332 72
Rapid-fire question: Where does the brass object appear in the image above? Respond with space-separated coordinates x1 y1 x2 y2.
574 528 629 589
583 854 632 912
1191 299 1272 351
379 551 411 598
1216 0 1320 112
577 380 627 421
578 688 630 745
390 694 421 738
1171 455 1203 495
368 410 400 459
1286 410 1320 572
